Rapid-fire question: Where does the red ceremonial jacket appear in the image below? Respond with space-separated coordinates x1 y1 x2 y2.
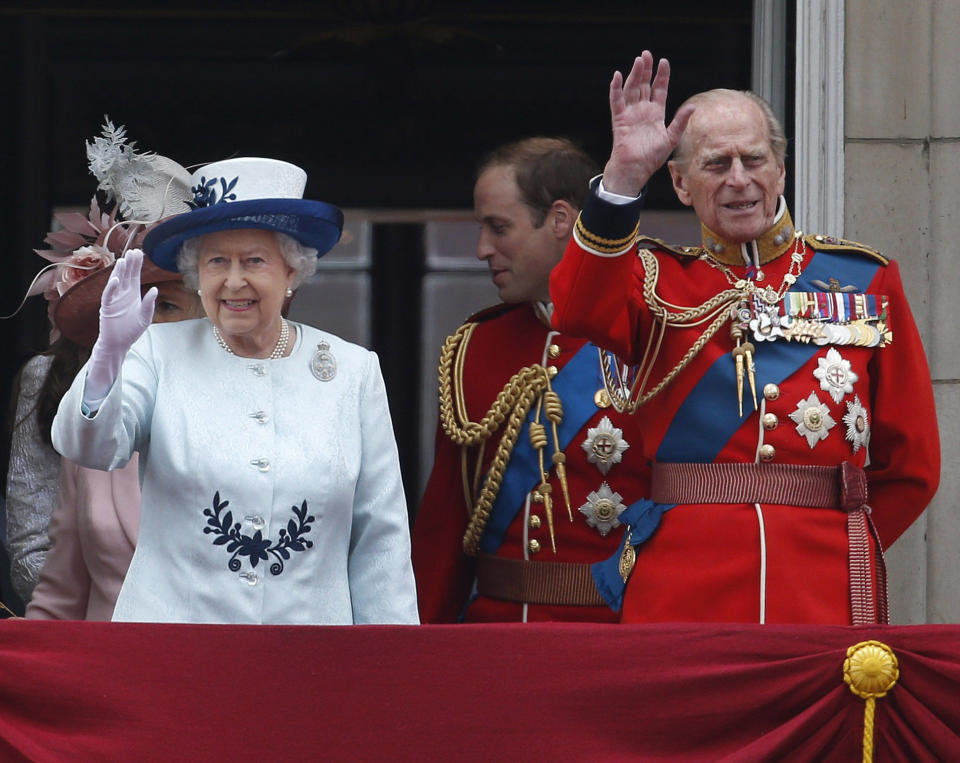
413 302 650 623
550 188 940 625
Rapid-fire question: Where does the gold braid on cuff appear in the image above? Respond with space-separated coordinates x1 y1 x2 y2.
574 214 640 254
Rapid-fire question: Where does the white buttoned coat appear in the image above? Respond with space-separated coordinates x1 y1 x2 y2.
53 319 419 625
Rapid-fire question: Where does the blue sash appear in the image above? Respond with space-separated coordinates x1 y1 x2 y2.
656 249 883 463
479 343 601 554
591 498 676 611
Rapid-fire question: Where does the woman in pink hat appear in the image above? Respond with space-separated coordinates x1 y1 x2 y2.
52 157 419 625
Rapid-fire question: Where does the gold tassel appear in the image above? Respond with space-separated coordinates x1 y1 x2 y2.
843 640 899 763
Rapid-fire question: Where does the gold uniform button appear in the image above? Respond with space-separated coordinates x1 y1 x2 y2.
528 539 541 554
763 383 780 401
548 344 561 359
546 365 558 379
594 388 612 408
759 444 776 462
529 515 541 529
762 412 778 430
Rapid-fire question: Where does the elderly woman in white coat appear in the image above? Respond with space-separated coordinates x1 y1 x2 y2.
27 276 205 621
53 158 419 625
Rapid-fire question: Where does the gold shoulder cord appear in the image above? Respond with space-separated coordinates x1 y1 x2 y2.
438 322 571 556
602 249 743 413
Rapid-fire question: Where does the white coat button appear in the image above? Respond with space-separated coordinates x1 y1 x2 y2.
249 364 267 377
250 458 271 472
249 411 269 424
239 571 260 586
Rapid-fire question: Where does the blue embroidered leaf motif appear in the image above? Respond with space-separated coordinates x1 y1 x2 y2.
220 176 238 203
186 175 238 209
201 493 315 576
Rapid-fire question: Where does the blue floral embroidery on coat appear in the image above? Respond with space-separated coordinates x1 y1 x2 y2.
202 491 314 575
188 176 238 209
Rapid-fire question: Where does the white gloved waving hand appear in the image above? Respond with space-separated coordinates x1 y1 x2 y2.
84 249 157 406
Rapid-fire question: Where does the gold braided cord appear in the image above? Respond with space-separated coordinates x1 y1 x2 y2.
530 396 556 552
574 214 640 254
459 445 473 516
543 390 572 520
604 249 741 413
460 378 546 554
437 323 551 555
528 421 548 450
471 440 487 505
843 640 899 763
861 699 877 763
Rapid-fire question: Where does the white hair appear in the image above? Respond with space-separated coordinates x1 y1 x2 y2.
671 89 787 168
176 230 318 290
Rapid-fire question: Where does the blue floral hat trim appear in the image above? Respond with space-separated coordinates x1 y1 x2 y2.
143 197 344 272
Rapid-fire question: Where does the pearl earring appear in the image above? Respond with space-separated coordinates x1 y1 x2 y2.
197 289 202 296
285 288 293 298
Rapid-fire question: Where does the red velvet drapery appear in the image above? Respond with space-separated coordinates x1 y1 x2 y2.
1 621 957 761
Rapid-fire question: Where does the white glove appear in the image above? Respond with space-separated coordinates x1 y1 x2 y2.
83 249 157 407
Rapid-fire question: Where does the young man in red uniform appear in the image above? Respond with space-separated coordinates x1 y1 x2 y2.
550 52 940 624
413 138 651 622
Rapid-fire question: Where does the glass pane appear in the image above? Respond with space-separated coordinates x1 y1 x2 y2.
288 272 371 348
316 212 372 270
637 210 702 246
425 217 485 271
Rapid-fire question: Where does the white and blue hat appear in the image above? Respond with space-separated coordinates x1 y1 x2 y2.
143 157 343 271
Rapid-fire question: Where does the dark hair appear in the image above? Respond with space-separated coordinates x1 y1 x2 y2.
33 337 89 447
478 137 598 227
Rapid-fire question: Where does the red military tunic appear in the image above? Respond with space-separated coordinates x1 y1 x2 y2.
413 302 650 623
550 187 940 625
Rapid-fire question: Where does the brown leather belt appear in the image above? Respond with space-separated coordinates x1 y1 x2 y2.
476 553 606 607
650 461 886 625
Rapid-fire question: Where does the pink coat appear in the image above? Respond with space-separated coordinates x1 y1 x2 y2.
26 455 139 621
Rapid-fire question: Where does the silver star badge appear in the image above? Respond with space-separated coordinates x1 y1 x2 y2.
788 391 836 449
581 415 630 475
578 482 626 537
843 395 870 454
813 347 858 404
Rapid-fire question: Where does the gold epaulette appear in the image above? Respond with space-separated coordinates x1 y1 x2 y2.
803 233 889 266
635 235 701 259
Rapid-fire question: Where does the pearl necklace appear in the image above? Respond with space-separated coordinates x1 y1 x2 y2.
213 320 290 360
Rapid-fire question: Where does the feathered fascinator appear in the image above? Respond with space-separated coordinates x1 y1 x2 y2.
20 117 193 345
86 118 193 222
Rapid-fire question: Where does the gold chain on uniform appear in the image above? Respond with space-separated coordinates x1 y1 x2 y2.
603 236 807 415
601 249 740 413
438 322 571 556
698 233 806 306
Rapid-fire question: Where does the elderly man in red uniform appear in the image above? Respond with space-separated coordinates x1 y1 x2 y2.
550 52 940 625
413 137 651 622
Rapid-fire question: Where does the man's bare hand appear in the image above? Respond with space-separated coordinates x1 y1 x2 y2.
602 51 694 197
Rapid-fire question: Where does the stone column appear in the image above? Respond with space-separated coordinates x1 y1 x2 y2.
842 0 959 623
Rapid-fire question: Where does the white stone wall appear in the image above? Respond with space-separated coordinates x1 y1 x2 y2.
844 0 958 622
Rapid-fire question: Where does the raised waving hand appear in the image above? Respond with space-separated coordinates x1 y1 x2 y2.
602 51 694 197
83 249 157 405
